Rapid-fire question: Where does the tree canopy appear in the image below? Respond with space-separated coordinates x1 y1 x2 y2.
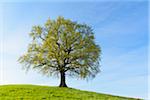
18 16 101 87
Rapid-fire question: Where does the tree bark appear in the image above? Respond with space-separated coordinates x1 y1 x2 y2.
59 71 67 87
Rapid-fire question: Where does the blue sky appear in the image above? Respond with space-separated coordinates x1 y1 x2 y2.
0 1 148 99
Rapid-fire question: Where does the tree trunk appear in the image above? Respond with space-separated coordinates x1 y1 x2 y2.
59 71 67 87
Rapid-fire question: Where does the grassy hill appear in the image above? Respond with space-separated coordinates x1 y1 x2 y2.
0 84 141 100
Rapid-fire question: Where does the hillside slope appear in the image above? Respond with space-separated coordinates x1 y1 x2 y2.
0 85 141 100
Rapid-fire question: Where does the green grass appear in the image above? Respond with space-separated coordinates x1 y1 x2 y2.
0 84 141 100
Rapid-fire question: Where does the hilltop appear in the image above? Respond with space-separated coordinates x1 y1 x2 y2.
0 84 141 100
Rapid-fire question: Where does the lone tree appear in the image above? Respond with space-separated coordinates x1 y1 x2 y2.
18 16 101 87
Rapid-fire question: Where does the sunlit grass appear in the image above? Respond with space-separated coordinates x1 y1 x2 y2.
0 84 141 100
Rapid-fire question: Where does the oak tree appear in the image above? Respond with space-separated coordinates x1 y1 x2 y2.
18 16 101 87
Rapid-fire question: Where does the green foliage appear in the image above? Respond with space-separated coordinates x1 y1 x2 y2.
18 16 101 79
0 85 140 100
